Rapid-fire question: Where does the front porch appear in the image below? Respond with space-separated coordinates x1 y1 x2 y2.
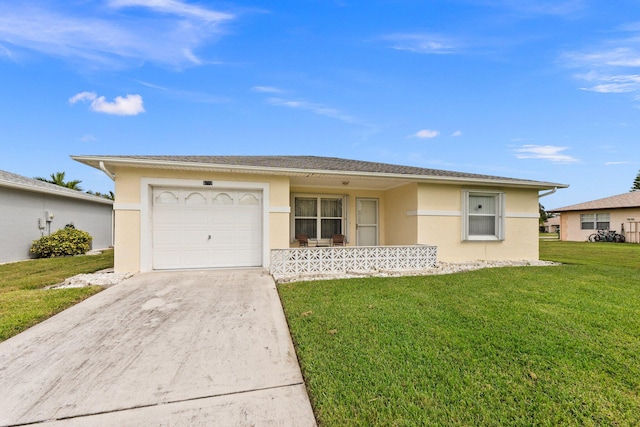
270 245 437 282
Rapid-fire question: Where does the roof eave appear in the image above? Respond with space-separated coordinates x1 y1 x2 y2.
0 179 114 205
551 205 640 213
71 155 567 190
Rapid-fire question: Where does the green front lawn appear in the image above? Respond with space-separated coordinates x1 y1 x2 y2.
279 241 640 426
0 250 114 342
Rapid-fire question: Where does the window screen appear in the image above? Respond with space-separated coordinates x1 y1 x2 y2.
463 191 504 240
294 196 344 240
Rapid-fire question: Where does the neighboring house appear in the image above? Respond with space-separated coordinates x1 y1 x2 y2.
550 191 640 243
542 216 560 233
72 155 567 273
0 170 114 264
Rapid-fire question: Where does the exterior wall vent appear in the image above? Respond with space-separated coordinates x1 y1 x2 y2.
203 180 213 186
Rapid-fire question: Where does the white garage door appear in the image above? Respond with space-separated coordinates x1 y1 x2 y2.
152 188 263 270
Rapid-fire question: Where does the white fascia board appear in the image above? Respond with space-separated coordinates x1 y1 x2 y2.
72 155 567 190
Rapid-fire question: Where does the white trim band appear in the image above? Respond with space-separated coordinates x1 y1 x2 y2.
407 210 461 217
270 206 291 213
506 212 539 218
113 203 141 211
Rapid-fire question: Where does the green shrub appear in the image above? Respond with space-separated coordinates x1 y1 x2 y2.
30 225 92 258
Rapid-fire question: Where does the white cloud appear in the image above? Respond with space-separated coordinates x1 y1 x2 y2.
604 161 632 166
135 80 229 103
383 33 457 54
0 1 234 68
91 94 145 115
565 47 640 68
513 145 578 163
137 80 168 91
267 97 365 126
499 0 585 16
411 129 440 139
576 73 640 94
182 48 202 66
252 86 283 93
69 91 145 116
583 83 636 93
451 130 463 137
108 0 232 23
0 43 13 59
562 24 640 103
69 91 98 104
80 134 97 142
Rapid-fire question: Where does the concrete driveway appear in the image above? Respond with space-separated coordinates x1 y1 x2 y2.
0 269 316 426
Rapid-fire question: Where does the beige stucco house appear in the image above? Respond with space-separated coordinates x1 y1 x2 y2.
542 216 560 233
72 155 567 273
551 191 640 243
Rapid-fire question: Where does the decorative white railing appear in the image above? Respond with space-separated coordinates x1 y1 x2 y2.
270 245 437 282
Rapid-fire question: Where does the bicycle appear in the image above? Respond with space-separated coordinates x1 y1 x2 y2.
588 229 625 243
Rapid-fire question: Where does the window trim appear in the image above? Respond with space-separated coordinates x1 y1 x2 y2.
580 212 610 230
291 193 348 243
461 190 505 241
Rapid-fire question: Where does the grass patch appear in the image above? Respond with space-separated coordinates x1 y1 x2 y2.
279 241 640 426
539 232 559 239
0 250 114 341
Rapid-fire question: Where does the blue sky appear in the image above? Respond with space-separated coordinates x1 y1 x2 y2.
2 0 640 209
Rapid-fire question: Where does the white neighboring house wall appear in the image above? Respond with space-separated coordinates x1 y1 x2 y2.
0 170 113 264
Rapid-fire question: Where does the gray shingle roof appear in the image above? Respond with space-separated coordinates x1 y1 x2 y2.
76 155 566 187
551 191 640 212
0 169 113 204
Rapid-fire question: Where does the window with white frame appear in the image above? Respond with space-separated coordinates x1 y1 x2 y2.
293 195 345 241
462 190 505 241
580 213 610 230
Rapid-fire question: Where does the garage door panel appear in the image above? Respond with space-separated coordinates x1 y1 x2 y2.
182 250 209 268
184 209 208 224
155 230 182 246
236 249 262 265
208 248 236 267
210 209 236 224
154 251 182 269
210 227 236 241
185 191 207 205
154 210 181 225
235 206 261 214
234 208 261 220
183 231 210 245
153 187 263 270
235 229 261 246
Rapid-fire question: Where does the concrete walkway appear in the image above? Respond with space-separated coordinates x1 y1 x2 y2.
0 269 316 426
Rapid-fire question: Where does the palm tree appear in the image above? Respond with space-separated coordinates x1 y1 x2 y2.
86 190 115 200
35 171 83 191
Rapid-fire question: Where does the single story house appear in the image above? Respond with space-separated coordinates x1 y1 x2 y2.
72 155 567 273
542 216 560 233
550 191 640 243
0 169 114 264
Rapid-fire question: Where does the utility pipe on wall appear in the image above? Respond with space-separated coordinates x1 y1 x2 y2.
538 187 557 198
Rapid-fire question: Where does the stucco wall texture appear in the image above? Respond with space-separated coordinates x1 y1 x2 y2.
0 187 113 263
